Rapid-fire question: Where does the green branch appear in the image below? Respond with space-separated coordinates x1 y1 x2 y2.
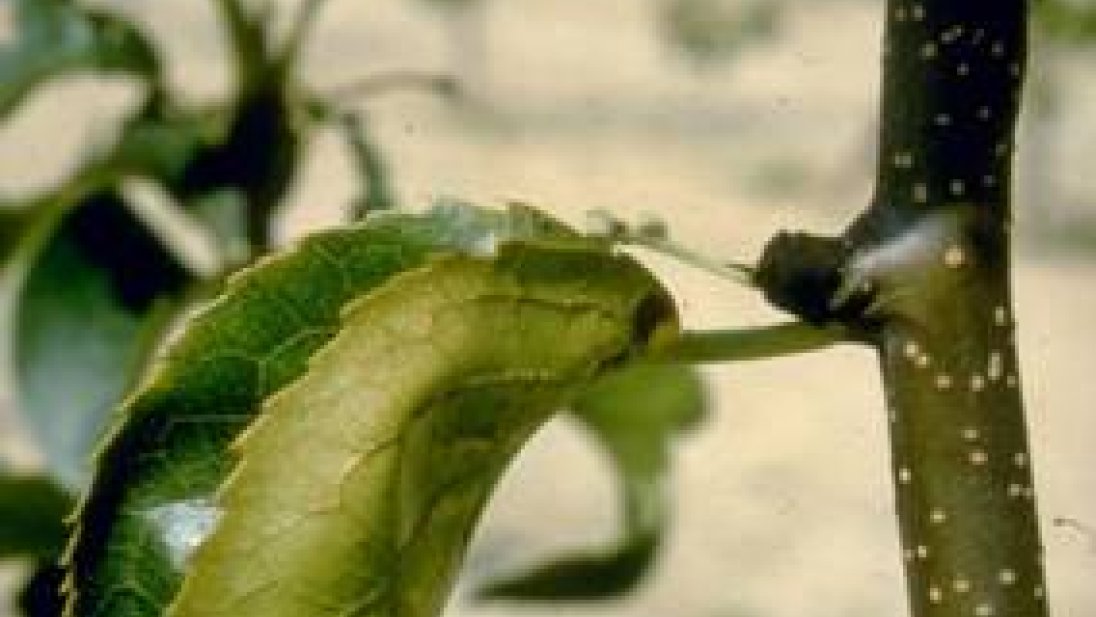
754 2 1048 617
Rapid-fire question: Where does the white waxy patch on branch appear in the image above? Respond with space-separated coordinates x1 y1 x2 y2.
847 211 961 281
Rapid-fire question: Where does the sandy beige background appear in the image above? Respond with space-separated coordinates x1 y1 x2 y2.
2 1 1095 616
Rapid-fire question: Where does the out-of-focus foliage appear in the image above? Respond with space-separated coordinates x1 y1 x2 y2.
0 0 160 119
1035 0 1096 45
15 193 192 488
660 0 784 68
1 207 34 266
478 363 706 600
339 112 399 218
0 472 72 560
1 471 71 617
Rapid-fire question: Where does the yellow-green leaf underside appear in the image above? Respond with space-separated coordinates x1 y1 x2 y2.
64 203 678 617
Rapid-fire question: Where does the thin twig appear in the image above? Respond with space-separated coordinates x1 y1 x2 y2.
324 71 460 103
280 0 332 67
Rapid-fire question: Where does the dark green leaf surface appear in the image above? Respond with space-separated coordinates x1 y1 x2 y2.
479 363 706 600
15 192 192 489
65 203 672 617
0 472 73 560
0 0 159 119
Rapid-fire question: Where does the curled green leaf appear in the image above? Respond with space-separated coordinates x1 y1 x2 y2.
168 243 673 617
64 203 674 617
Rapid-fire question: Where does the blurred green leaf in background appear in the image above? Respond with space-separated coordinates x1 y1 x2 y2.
479 363 707 600
0 0 160 119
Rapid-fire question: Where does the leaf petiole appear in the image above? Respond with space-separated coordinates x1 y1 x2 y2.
651 322 850 365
